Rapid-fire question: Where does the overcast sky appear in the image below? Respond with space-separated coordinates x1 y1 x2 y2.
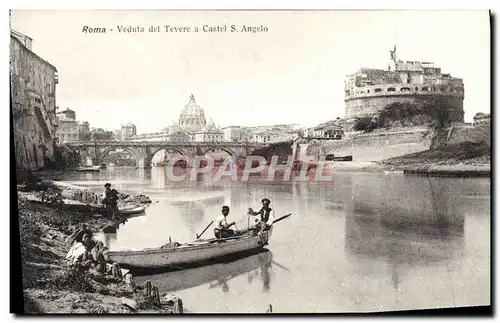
10 10 490 134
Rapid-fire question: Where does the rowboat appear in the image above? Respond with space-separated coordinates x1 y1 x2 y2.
134 250 273 292
106 229 273 269
118 204 147 215
383 170 404 175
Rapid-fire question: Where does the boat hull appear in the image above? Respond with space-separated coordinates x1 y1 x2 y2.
118 205 147 215
107 229 272 269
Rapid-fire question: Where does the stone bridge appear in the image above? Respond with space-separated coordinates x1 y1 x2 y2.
64 140 269 168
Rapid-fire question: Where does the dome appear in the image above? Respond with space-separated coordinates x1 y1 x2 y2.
178 94 206 133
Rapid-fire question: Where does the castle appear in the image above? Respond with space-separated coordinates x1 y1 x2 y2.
344 46 465 131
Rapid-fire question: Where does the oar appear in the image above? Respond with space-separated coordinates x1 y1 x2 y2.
272 260 291 272
273 213 291 224
196 221 214 239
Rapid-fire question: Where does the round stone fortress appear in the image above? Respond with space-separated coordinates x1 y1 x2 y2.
344 46 465 131
178 94 207 132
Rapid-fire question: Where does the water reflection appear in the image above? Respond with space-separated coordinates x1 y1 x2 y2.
135 250 274 293
57 169 490 312
344 176 466 291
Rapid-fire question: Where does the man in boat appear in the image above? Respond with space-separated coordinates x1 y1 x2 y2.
248 198 275 232
214 206 237 239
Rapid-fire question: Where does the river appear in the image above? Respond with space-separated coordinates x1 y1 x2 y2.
57 167 491 313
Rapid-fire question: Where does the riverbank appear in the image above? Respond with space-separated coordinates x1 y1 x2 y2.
17 175 183 314
375 141 491 177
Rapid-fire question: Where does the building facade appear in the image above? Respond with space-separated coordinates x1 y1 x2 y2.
11 31 59 170
121 123 137 140
344 46 465 131
194 120 224 142
56 108 90 143
222 126 242 142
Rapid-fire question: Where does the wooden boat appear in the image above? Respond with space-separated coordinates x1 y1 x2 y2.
134 250 273 292
75 166 101 172
106 229 273 269
383 170 404 175
118 204 147 215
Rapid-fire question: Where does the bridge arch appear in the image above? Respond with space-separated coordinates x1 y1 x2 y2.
98 146 140 166
150 146 187 159
148 146 189 166
202 147 234 157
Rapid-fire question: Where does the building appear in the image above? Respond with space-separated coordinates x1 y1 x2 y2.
179 94 207 133
11 30 59 170
113 129 122 140
127 94 221 143
222 126 242 142
344 46 465 131
194 120 224 142
78 121 90 141
473 113 490 126
55 108 91 143
312 119 344 139
121 123 137 140
55 108 77 143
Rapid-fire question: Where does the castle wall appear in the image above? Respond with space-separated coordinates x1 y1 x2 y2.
302 128 432 162
345 84 464 131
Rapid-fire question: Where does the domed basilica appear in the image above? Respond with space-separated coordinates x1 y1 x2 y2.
161 94 223 142
178 94 207 133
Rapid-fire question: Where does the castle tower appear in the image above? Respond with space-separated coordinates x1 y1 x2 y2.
343 47 465 131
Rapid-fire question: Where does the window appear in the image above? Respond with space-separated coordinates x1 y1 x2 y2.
422 87 429 91
387 87 396 92
374 88 382 93
401 87 411 92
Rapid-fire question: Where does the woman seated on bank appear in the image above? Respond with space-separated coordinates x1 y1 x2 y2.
66 228 121 276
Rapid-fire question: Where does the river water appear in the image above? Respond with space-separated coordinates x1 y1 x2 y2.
58 167 490 313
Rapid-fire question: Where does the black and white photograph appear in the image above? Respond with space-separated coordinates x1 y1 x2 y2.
8 8 491 314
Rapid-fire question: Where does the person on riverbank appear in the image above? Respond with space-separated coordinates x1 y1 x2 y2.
214 206 237 239
248 198 275 232
66 228 122 277
102 183 119 218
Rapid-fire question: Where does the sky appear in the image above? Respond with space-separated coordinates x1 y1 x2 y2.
10 10 490 134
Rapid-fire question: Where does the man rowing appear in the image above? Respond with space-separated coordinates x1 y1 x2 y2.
248 198 275 232
214 206 237 239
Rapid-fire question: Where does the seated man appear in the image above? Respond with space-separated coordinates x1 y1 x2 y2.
247 198 275 232
214 206 237 239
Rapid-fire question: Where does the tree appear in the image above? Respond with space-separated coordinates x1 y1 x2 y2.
90 128 115 141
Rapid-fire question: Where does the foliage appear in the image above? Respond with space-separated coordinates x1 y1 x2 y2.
353 97 455 133
53 145 81 170
353 116 381 132
90 128 115 141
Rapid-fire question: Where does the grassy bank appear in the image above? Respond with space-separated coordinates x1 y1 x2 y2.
378 141 490 172
17 181 182 314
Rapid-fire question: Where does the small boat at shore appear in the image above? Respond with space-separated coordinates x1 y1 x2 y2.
74 166 102 172
106 229 273 269
106 213 291 269
118 204 147 216
383 170 404 175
